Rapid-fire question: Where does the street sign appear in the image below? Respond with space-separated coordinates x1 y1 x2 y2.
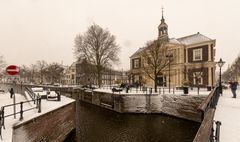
6 65 20 75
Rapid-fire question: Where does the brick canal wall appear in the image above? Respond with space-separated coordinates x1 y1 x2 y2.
12 102 75 142
78 90 206 122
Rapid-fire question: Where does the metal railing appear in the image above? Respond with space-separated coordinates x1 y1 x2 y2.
0 97 41 140
193 86 221 142
25 86 39 103
198 86 220 120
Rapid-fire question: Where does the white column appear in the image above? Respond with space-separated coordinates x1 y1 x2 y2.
208 67 212 86
186 48 188 63
179 68 182 86
208 44 211 61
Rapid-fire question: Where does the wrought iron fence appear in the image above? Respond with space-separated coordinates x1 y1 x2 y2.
0 97 41 140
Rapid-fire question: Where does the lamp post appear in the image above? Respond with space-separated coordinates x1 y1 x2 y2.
166 54 173 93
216 58 225 94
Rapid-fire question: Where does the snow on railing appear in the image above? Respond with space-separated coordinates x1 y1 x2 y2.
0 97 41 140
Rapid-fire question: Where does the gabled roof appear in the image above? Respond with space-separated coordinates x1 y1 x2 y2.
130 47 146 58
176 32 213 45
169 38 181 44
129 32 214 58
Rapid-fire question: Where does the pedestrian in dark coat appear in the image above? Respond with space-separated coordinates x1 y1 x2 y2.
229 81 238 98
9 88 14 98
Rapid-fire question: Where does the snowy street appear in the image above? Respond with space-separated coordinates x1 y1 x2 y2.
214 88 240 142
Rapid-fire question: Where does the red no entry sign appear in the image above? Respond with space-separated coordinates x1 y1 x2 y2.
6 65 20 75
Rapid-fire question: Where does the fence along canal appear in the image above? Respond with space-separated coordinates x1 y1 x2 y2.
193 86 221 142
0 87 41 140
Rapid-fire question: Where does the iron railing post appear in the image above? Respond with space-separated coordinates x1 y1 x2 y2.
209 126 214 142
1 108 5 129
19 102 23 120
0 110 2 140
215 121 221 142
38 97 41 113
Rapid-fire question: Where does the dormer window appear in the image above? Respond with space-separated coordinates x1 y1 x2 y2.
193 48 202 61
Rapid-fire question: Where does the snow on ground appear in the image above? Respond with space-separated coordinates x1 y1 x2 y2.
214 88 240 142
95 87 211 96
0 91 74 142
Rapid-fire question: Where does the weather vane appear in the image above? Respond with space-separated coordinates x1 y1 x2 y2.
161 6 164 19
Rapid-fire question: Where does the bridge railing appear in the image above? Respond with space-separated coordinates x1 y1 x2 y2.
0 97 41 140
193 86 221 142
25 86 40 103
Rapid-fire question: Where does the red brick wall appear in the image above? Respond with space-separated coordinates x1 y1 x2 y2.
12 102 75 142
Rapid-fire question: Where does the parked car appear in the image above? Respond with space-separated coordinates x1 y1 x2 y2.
81 85 98 90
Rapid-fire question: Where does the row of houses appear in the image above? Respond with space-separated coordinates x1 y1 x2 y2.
62 60 128 86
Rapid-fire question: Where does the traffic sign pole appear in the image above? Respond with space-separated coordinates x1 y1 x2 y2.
6 65 19 119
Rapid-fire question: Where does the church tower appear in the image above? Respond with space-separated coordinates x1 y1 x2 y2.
158 8 169 41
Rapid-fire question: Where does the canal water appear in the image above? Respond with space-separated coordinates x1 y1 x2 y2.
66 101 200 142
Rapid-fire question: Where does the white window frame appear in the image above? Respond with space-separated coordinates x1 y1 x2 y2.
134 59 140 69
193 48 202 61
193 72 203 85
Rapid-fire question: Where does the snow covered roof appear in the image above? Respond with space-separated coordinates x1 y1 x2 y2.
169 38 181 44
129 32 213 58
130 47 146 58
176 32 213 45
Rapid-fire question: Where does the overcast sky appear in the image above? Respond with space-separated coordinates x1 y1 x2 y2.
0 0 239 71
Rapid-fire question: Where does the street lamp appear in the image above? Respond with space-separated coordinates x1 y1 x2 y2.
166 53 173 93
216 58 225 94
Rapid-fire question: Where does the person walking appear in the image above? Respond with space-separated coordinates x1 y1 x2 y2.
229 81 238 98
9 88 14 98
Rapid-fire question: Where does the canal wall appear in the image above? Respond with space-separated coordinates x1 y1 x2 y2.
79 90 206 122
12 102 75 142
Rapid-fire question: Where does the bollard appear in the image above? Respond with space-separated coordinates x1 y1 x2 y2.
126 86 129 93
57 91 61 101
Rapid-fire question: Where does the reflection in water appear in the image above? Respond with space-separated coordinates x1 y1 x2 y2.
67 101 200 142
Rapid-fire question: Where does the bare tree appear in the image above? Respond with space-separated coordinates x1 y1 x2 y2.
74 24 120 87
222 55 240 82
19 65 31 83
36 60 48 84
76 59 96 85
45 63 64 83
0 55 6 73
30 64 39 83
141 40 170 92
